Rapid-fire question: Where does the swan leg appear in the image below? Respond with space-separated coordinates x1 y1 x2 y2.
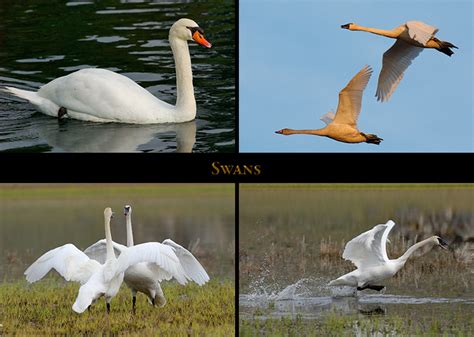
58 107 68 119
87 305 91 312
357 284 386 291
106 302 110 314
131 289 137 314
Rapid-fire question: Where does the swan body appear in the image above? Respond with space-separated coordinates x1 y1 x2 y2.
341 21 457 102
329 220 448 290
1 18 211 124
84 205 209 311
25 208 188 313
276 65 383 145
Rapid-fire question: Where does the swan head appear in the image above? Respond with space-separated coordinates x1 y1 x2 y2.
124 204 132 216
434 236 449 250
275 128 293 135
341 23 355 30
104 207 114 220
170 18 212 48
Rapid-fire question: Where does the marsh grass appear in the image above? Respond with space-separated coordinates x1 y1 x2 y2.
240 308 474 336
0 278 234 336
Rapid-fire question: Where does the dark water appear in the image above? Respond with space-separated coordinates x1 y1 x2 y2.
0 0 235 152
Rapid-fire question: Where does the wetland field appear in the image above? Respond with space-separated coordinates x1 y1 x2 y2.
239 184 473 336
0 184 235 336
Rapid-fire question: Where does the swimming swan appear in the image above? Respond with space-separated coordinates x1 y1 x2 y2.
24 208 188 313
276 65 383 145
341 21 457 102
1 18 211 124
84 205 209 312
328 220 448 291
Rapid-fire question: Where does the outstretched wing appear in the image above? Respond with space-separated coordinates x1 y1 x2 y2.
116 242 188 285
163 239 210 285
376 40 423 102
333 65 372 127
25 243 100 284
83 239 127 264
406 21 438 46
342 220 396 269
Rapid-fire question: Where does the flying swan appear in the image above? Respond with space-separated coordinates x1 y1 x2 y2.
276 65 383 145
24 208 189 313
1 18 211 124
341 21 457 102
84 205 209 312
328 220 448 291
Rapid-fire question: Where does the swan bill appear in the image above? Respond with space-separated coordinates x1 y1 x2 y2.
191 30 212 48
341 23 353 29
437 237 449 250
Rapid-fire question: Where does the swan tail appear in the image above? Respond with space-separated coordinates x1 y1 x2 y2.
0 87 42 105
361 133 383 145
433 38 458 57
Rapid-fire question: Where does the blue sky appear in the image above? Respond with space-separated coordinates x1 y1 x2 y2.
239 0 473 152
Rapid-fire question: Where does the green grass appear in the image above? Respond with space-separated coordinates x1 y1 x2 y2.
240 310 474 337
0 278 234 336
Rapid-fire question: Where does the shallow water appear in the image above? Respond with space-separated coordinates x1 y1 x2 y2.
0 1 235 152
239 184 474 332
0 184 235 280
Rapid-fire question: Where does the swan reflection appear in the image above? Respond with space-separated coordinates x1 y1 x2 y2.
36 118 196 152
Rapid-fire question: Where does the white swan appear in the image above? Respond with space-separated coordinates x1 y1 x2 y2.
24 207 188 313
276 65 383 144
341 21 457 102
84 205 209 312
1 18 211 124
328 220 448 291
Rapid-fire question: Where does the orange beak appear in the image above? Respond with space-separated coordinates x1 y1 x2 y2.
192 30 212 48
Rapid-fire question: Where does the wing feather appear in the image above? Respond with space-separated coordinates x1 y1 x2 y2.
116 242 188 285
406 21 438 46
163 239 210 285
24 244 100 284
342 220 396 269
333 65 372 127
376 40 423 102
83 239 126 264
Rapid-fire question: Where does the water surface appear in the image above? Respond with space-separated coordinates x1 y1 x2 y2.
0 0 235 152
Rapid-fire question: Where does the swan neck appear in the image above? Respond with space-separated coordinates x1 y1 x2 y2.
351 25 398 38
126 215 134 247
170 37 196 120
104 216 114 261
286 128 328 136
396 238 433 264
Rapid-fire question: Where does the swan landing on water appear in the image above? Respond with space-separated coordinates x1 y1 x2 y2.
1 18 211 124
329 220 449 292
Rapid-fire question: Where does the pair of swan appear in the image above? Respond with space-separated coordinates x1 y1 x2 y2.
329 220 448 291
276 21 457 144
25 206 209 313
1 18 211 124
